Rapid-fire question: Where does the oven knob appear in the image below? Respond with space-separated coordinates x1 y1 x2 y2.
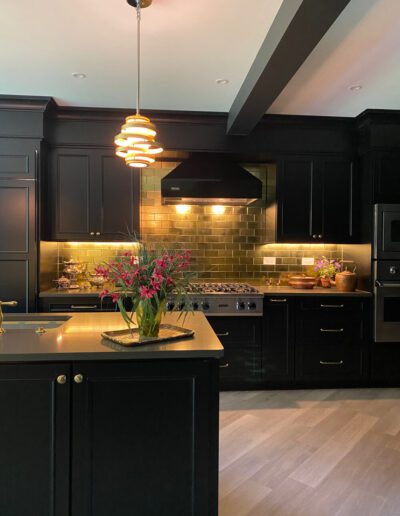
192 302 199 311
236 301 245 310
201 301 210 310
247 301 257 310
166 301 175 311
390 266 399 275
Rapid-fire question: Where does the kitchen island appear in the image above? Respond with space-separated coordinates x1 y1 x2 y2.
0 312 223 516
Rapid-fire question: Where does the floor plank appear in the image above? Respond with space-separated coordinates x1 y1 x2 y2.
219 388 400 516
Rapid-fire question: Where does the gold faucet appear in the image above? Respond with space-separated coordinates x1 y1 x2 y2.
0 301 18 334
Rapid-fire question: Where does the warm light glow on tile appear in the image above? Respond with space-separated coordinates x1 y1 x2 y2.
262 243 338 249
66 242 139 247
212 205 225 215
175 205 191 215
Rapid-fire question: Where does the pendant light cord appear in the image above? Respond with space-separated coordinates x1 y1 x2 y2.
136 0 141 115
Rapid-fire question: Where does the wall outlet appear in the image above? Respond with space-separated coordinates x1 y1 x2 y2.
263 257 276 265
302 257 315 266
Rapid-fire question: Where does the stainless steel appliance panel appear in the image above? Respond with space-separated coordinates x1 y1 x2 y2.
374 204 400 259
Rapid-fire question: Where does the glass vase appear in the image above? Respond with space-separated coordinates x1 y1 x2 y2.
135 299 165 339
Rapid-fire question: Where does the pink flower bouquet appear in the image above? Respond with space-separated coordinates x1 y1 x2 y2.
96 245 192 338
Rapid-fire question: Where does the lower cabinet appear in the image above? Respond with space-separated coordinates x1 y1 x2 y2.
207 316 263 390
294 297 369 385
0 359 219 516
371 342 400 385
0 363 70 516
262 296 370 387
263 296 294 384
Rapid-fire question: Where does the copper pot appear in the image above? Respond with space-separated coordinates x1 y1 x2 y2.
289 276 316 289
335 271 357 292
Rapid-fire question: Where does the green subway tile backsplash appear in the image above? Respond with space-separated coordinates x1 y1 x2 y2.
47 162 346 282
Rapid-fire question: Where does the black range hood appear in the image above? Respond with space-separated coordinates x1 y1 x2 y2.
161 153 262 205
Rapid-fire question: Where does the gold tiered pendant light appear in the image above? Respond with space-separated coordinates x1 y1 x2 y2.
115 0 163 168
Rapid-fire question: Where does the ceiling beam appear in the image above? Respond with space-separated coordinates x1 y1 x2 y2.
227 0 352 135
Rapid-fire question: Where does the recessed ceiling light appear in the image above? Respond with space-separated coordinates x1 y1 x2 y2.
349 84 362 91
72 72 87 79
216 79 229 85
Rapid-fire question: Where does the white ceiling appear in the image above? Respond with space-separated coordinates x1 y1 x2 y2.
0 0 283 112
1 0 399 117
269 0 400 116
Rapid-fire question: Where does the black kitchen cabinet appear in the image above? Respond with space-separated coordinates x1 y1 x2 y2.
263 296 294 384
207 316 263 390
47 147 140 241
0 363 70 516
372 150 400 203
71 360 218 516
294 297 369 385
0 138 39 311
40 295 117 312
0 358 219 516
371 342 400 386
272 155 355 243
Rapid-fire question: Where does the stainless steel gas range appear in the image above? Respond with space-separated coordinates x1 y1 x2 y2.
167 283 263 316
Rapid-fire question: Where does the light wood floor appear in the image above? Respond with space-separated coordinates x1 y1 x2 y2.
219 389 400 516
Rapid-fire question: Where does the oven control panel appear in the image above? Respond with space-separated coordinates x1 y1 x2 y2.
166 295 263 315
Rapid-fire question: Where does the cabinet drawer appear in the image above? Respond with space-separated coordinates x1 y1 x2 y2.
296 342 365 382
298 298 364 313
297 316 363 344
207 316 262 342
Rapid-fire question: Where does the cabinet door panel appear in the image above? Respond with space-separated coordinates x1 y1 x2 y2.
277 158 313 242
0 185 30 252
374 151 400 203
99 153 140 238
0 180 36 311
55 151 91 238
0 139 37 178
207 316 263 388
263 297 293 383
71 360 218 516
320 158 354 242
0 363 70 516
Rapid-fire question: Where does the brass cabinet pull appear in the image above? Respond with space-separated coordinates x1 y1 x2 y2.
70 305 98 309
96 232 101 236
216 332 229 337
219 362 230 368
90 232 95 236
318 235 323 239
57 375 67 385
320 304 344 308
270 298 287 303
74 374 84 384
320 328 344 333
320 360 344 366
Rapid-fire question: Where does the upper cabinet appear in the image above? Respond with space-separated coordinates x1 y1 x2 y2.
0 138 39 311
268 155 355 243
47 147 140 241
372 150 400 203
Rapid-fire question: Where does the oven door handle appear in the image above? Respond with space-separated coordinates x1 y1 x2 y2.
375 280 400 288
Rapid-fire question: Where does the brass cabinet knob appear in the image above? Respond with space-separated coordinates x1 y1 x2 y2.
95 232 100 236
74 374 84 384
90 232 95 236
57 374 67 385
318 234 323 239
312 234 317 239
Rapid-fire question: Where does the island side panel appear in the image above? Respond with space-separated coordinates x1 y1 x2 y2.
70 358 219 516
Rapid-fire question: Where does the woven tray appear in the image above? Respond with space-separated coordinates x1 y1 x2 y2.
101 324 194 347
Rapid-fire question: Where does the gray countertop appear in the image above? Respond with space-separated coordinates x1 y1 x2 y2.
254 286 372 296
39 286 372 298
39 288 103 298
0 312 224 362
